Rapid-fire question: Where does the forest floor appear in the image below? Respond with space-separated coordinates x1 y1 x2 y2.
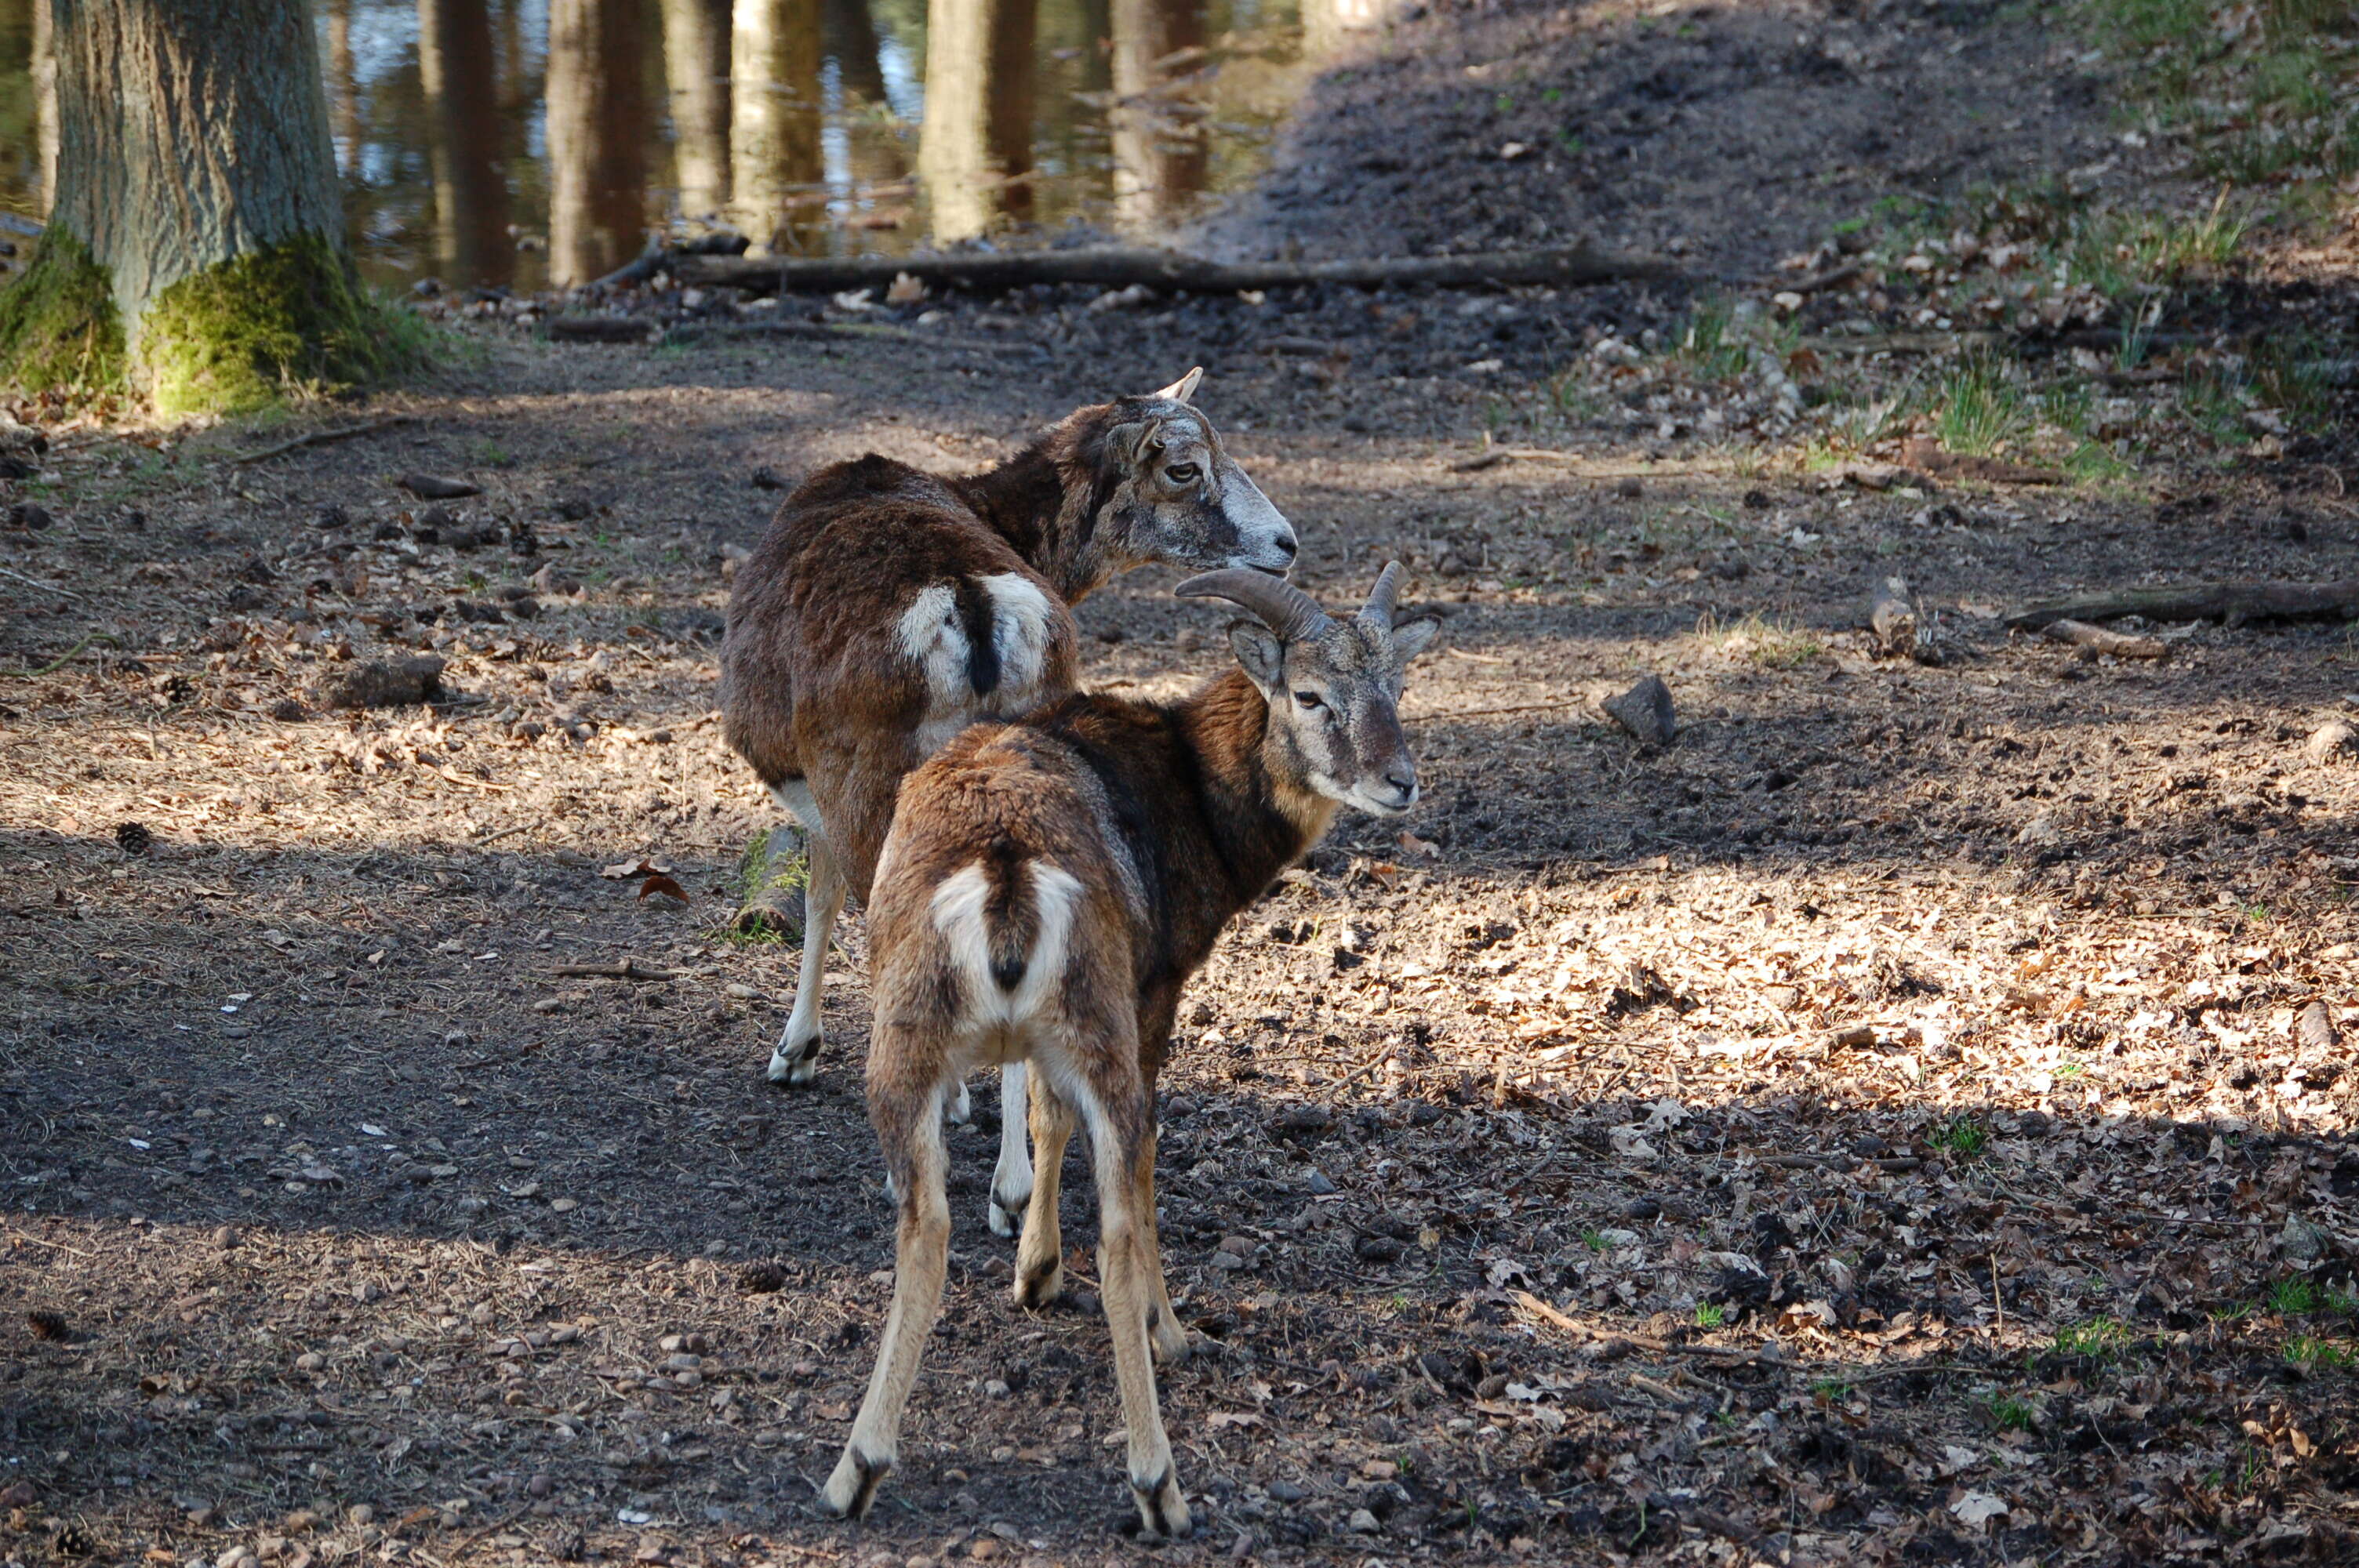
6 2 2359 1566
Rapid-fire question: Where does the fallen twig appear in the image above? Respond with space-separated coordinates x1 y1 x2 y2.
0 564 88 601
2038 617 2169 659
229 414 414 464
551 958 675 982
1 630 119 677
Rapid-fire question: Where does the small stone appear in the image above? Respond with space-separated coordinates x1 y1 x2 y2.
314 504 351 529
1305 1169 1338 1196
346 1505 374 1526
527 1474 553 1498
211 1225 240 1249
1268 1481 1305 1503
549 1197 578 1213
2306 720 2357 764
295 1352 326 1372
1614 477 1643 499
1347 1508 1382 1533
1603 674 1676 747
7 501 54 530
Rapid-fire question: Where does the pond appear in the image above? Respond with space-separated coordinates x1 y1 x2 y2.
0 0 1381 295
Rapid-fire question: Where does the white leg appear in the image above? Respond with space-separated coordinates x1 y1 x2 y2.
946 1076 972 1125
987 1062 1034 1238
820 1094 951 1521
767 834 844 1087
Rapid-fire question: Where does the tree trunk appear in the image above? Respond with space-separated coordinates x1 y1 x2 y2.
0 0 409 412
662 0 734 218
918 0 994 242
419 0 514 286
730 0 823 253
987 0 1035 226
918 0 1034 241
30 0 56 213
1109 0 1204 232
324 0 360 179
547 0 649 285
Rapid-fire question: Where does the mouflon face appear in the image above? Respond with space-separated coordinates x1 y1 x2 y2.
1095 368 1299 579
1180 563 1441 817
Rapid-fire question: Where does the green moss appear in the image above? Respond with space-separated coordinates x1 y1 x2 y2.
0 230 129 398
137 230 428 417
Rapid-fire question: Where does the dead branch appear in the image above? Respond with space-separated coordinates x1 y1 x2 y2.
2005 580 2359 630
2038 617 2168 659
673 243 1675 298
0 564 88 601
230 414 414 464
551 958 675 982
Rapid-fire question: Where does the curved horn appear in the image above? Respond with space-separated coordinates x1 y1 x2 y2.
1176 569 1331 642
1358 561 1405 630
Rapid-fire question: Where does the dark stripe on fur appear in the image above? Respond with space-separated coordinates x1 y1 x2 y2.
981 833 1031 990
951 576 1001 699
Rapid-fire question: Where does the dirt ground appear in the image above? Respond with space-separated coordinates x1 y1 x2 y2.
7 3 2359 1567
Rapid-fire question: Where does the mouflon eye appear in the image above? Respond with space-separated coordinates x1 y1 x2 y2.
1163 462 1201 485
1293 691 1325 710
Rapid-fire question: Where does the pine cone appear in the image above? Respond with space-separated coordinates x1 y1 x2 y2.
25 1308 67 1341
54 1523 94 1556
114 822 151 855
736 1261 786 1295
162 673 196 704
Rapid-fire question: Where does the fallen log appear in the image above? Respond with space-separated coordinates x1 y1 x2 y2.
2038 617 2168 659
671 243 1674 298
2005 580 2359 630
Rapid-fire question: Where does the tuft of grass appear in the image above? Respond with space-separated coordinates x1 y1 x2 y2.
1989 1392 2037 1432
2054 1316 2131 1360
2285 1333 2354 1370
1694 610 1823 669
1931 356 2035 456
1674 296 1754 383
2270 1277 2321 1315
1931 1116 1989 1159
1695 1302 1726 1330
1812 1377 1856 1403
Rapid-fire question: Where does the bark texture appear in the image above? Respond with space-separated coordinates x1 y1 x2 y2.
547 0 650 285
48 0 343 329
31 0 57 213
1 0 405 410
661 0 733 216
419 0 514 285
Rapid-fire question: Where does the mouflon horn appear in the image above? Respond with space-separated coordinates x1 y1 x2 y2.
1176 569 1332 642
1359 561 1406 630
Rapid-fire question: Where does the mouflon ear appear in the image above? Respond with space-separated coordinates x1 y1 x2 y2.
1226 621 1285 692
1390 614 1443 662
1150 366 1204 405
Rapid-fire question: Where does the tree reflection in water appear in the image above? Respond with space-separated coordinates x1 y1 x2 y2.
0 0 1354 290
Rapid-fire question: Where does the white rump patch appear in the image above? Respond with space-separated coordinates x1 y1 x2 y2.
978 572 1056 705
930 858 1081 1033
896 583 972 755
895 583 969 702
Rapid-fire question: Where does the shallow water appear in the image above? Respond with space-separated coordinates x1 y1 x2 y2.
0 0 1358 295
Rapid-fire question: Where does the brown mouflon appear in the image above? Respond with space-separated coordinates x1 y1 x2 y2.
817 564 1438 1538
718 369 1296 1232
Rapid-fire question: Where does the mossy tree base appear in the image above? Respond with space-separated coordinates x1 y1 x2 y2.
137 232 425 417
0 231 128 399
